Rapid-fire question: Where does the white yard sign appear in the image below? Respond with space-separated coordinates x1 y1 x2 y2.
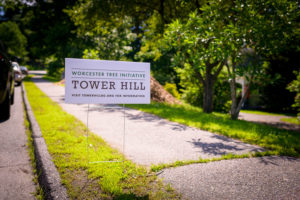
65 58 150 104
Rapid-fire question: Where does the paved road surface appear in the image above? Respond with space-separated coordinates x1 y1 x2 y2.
159 156 300 200
0 85 36 200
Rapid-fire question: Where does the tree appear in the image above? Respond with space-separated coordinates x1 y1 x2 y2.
67 0 203 84
223 0 299 119
226 49 263 119
163 9 233 113
287 71 300 117
0 21 27 59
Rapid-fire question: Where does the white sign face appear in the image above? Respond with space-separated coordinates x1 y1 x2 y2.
65 58 150 104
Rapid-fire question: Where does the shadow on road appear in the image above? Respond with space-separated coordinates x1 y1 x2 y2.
257 156 299 166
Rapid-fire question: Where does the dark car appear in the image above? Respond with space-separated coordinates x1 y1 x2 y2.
0 50 15 120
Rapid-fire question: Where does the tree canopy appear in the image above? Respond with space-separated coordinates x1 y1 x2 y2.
0 21 27 58
1 0 299 114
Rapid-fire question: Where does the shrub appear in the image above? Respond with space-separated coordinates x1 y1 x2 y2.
180 71 231 113
164 83 181 99
47 59 64 80
287 71 300 117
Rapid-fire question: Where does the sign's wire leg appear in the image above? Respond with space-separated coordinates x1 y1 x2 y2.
86 104 90 180
123 104 126 174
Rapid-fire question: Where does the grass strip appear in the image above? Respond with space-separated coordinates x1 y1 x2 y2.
42 75 61 82
127 102 300 157
23 78 179 200
24 105 44 199
240 109 295 117
151 151 274 172
281 117 300 125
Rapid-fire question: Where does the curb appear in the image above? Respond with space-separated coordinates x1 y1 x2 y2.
21 83 69 200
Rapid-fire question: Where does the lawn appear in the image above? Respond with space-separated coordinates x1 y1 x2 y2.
24 78 179 200
240 109 299 125
240 109 296 117
127 102 300 157
281 117 300 125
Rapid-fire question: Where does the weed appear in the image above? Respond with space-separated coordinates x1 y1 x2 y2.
151 151 276 171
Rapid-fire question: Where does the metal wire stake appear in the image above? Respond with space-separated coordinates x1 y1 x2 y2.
123 104 126 173
86 104 90 180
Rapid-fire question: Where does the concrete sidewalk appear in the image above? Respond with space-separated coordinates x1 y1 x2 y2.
32 76 263 166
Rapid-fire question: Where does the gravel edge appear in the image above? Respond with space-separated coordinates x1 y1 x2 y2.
21 83 69 200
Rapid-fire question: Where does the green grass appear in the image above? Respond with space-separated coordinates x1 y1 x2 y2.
240 109 295 117
127 102 300 157
281 117 300 125
24 78 179 200
151 151 273 172
42 75 61 82
24 107 44 199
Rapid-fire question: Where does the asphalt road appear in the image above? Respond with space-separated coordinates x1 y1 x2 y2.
159 156 300 200
0 85 36 200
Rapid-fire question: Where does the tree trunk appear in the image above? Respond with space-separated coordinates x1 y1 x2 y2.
203 78 214 113
234 82 251 119
230 80 251 120
192 60 224 114
229 78 238 119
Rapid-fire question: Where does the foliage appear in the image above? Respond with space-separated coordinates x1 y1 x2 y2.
200 0 300 119
259 51 299 113
2 0 299 115
3 0 84 69
68 0 204 85
180 84 202 108
67 0 138 61
287 71 300 116
164 83 180 99
0 21 27 59
128 102 300 157
24 78 179 199
180 71 231 113
164 11 229 113
213 73 232 113
46 59 64 80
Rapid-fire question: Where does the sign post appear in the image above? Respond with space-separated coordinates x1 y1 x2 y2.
65 58 150 179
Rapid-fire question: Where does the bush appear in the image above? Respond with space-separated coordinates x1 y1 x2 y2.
181 85 203 107
180 72 231 113
287 71 300 116
213 73 231 112
164 83 181 99
47 59 64 80
0 21 27 58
